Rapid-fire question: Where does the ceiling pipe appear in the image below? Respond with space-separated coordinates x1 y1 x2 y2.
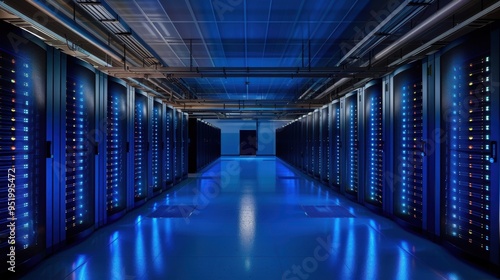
373 0 468 63
388 0 500 67
314 77 351 100
25 0 190 100
336 0 412 67
316 0 470 100
310 0 416 100
125 78 166 98
147 78 183 100
25 0 124 64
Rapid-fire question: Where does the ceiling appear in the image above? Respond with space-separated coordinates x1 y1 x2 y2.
1 0 500 119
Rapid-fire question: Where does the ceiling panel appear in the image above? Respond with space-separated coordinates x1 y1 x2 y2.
100 0 447 101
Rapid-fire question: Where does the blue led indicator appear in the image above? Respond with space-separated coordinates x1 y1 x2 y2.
444 53 491 256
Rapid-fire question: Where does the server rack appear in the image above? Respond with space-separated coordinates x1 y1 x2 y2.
174 110 182 182
391 62 425 228
299 116 304 170
188 118 221 172
321 105 330 183
164 106 174 187
364 80 384 208
106 77 128 218
313 109 321 178
64 57 96 240
133 90 148 204
293 120 300 167
182 113 189 177
439 31 500 267
151 100 162 193
306 113 313 174
340 91 359 198
330 100 341 190
0 29 47 272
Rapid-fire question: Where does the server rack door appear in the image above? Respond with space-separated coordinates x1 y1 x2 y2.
330 100 341 190
341 92 359 197
182 113 189 177
314 110 321 178
151 101 162 192
164 106 173 186
291 120 301 167
440 34 499 266
321 106 329 183
188 118 198 173
364 81 384 208
299 117 306 170
65 57 96 239
106 78 128 217
306 113 313 174
0 33 46 271
392 63 424 228
174 110 182 181
133 91 148 203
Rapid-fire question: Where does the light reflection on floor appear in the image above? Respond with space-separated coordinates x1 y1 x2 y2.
22 156 496 280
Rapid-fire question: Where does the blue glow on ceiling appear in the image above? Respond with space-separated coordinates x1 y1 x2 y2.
104 0 371 100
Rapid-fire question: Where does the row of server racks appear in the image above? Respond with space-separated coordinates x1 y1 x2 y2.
277 24 500 272
188 118 222 173
0 22 189 276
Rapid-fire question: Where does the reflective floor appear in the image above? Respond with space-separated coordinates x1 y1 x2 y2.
23 157 496 279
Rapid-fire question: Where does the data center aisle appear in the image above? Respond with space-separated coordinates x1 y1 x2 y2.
22 157 494 280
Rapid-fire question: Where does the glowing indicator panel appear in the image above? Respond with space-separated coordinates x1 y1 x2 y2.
344 94 358 195
106 80 127 215
65 59 95 236
321 106 329 182
134 93 148 201
365 84 383 206
314 110 320 177
331 102 341 189
0 46 45 261
152 102 161 191
442 50 491 257
393 64 423 226
164 107 173 185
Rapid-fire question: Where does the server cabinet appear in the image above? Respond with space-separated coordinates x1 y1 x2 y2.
133 91 148 203
299 116 306 170
106 77 128 218
188 118 199 173
174 110 182 182
293 120 300 167
151 100 162 193
0 27 47 272
439 31 499 267
364 80 384 208
189 119 221 172
164 106 173 187
392 62 425 228
306 113 313 174
330 100 341 190
340 91 359 198
64 57 97 240
321 105 330 183
182 113 189 177
313 109 321 178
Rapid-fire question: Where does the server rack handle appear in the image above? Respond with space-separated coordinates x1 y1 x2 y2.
490 141 497 163
94 142 99 155
126 142 130 153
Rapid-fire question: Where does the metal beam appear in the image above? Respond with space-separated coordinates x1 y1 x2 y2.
98 66 389 79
